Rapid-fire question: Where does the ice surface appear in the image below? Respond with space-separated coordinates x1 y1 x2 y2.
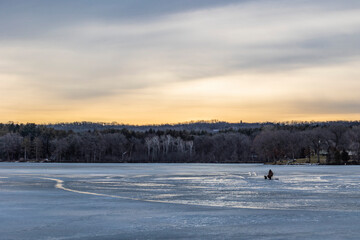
0 163 359 239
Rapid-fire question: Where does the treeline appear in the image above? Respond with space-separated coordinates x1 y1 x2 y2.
0 122 360 164
47 120 263 132
47 120 353 132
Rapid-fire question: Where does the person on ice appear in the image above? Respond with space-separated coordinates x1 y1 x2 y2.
264 169 273 180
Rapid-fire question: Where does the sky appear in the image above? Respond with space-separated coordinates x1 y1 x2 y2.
1 0 360 124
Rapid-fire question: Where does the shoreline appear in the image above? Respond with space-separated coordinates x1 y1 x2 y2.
0 160 357 165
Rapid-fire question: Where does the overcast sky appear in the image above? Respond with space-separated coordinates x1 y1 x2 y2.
1 0 360 124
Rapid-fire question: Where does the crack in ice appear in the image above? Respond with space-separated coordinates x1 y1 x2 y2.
40 177 269 209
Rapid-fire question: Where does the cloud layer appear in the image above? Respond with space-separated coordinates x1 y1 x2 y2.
1 0 360 123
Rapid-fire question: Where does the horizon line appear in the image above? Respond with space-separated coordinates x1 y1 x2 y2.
1 119 360 127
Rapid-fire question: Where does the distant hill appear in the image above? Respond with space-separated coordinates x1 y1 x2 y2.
44 120 359 132
46 120 262 132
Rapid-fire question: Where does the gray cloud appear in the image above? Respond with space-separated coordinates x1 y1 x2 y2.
290 100 360 115
1 0 360 106
0 0 243 40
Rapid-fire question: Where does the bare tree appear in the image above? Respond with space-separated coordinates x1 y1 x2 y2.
51 138 69 162
22 136 31 161
34 137 43 161
304 128 331 164
186 140 194 157
348 126 360 162
0 133 23 160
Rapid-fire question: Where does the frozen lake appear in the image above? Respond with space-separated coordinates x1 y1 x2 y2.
0 163 359 239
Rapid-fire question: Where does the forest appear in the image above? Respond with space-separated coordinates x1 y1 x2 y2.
0 121 360 164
